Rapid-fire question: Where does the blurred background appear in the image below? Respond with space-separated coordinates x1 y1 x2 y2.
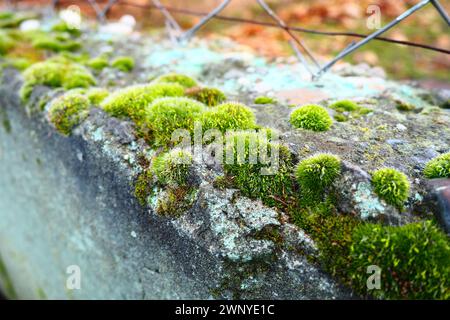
3 0 450 81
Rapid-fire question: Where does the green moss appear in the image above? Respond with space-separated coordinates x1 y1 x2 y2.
423 152 450 179
295 153 341 203
333 113 348 122
111 56 134 72
100 83 184 122
48 91 90 135
0 11 34 28
134 169 153 206
349 221 450 299
329 100 373 121
51 21 82 37
85 88 109 105
291 200 359 279
154 73 198 88
151 148 193 187
156 186 198 217
20 58 96 101
146 97 206 146
395 99 416 112
201 102 256 133
87 56 109 71
371 168 410 209
254 96 277 105
290 104 332 131
223 131 293 207
0 30 14 55
1 57 33 70
185 86 226 106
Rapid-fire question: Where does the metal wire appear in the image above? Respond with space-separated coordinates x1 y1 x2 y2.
3 0 450 79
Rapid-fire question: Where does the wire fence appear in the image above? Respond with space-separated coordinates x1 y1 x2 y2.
2 0 450 80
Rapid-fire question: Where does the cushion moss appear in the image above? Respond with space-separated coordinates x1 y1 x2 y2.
111 56 134 72
371 168 410 209
223 131 293 207
154 73 198 89
295 153 341 203
146 97 206 146
423 152 450 179
20 58 96 101
185 87 226 106
201 102 256 133
100 83 185 121
290 104 332 131
48 91 90 135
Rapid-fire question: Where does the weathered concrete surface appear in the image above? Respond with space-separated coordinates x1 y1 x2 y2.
0 70 351 299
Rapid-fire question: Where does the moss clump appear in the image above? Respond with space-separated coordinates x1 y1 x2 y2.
349 221 450 299
290 104 332 131
101 83 184 121
134 169 153 206
156 186 198 217
85 88 109 105
111 56 134 72
185 87 226 107
51 21 82 37
254 96 277 105
87 56 109 71
295 153 341 203
48 92 90 135
0 31 14 55
151 149 193 187
20 58 96 101
31 32 81 52
395 99 416 112
154 73 198 89
201 102 256 133
423 152 450 179
371 168 410 208
223 131 293 207
146 97 206 146
1 57 33 70
329 100 372 121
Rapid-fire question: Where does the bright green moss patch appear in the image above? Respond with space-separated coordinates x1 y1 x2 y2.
146 97 205 146
48 91 90 135
31 32 81 52
20 58 96 101
0 11 34 28
111 56 134 72
295 153 341 203
371 168 410 208
154 73 198 88
185 87 226 106
290 104 332 131
101 83 184 122
254 96 277 105
0 30 14 55
223 131 293 207
423 152 450 179
151 149 193 187
329 100 372 122
349 221 450 299
201 102 256 133
87 56 109 71
51 21 82 37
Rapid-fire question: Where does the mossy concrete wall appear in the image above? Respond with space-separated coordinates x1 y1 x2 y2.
0 70 350 299
0 84 214 299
